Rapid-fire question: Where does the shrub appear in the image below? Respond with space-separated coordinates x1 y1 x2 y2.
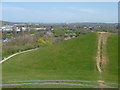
2 34 38 58
37 38 46 44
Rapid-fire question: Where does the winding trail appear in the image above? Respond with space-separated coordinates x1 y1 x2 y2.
1 83 116 88
2 80 119 88
96 32 109 73
96 32 110 87
1 82 118 88
0 48 38 64
7 80 119 85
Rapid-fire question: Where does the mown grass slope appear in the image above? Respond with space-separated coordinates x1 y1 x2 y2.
2 33 99 87
102 33 118 83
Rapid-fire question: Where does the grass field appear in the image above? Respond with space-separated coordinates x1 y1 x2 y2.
2 32 118 88
102 33 118 83
2 33 100 88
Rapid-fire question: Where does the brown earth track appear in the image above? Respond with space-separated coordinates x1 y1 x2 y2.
96 32 110 88
96 32 109 73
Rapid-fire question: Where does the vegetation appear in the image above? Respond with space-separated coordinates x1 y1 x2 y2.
2 33 99 88
102 34 118 83
1 23 118 88
2 34 37 58
2 28 90 59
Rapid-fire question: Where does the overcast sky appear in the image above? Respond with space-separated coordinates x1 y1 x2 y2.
1 2 118 23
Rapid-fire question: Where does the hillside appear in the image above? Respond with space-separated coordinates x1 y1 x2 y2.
2 32 118 88
0 21 13 26
103 33 118 83
2 33 99 87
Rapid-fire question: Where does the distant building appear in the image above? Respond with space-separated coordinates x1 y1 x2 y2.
34 28 47 30
1 26 13 31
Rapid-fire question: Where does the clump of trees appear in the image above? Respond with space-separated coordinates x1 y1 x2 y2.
2 34 38 58
2 28 90 59
2 31 63 58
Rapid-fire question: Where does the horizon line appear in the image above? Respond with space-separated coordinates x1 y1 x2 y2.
0 20 118 24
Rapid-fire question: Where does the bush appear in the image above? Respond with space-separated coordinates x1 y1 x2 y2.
2 34 37 58
37 38 46 44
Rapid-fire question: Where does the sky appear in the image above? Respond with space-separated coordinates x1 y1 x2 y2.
0 2 118 23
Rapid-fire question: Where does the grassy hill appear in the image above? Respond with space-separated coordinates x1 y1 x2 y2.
2 33 99 87
102 33 118 83
2 32 118 88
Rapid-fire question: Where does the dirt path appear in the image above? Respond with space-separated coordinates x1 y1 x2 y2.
8 80 119 85
96 32 109 73
96 32 110 87
1 83 116 88
2 80 118 87
1 81 117 88
0 48 38 64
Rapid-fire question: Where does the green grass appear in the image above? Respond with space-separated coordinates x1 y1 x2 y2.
2 32 119 88
2 32 99 88
102 33 118 83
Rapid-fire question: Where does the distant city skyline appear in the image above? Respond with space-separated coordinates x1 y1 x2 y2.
1 2 118 23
